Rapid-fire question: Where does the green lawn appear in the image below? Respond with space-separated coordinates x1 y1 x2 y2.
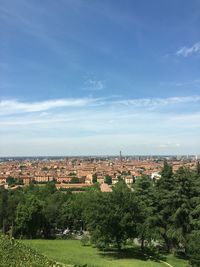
22 240 188 267
166 254 188 267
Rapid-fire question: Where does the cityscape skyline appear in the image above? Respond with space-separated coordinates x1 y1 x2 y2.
1 0 200 156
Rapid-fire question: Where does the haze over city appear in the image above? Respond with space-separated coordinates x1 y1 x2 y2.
1 0 200 156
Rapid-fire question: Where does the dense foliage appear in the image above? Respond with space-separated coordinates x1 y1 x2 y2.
0 234 57 266
186 231 200 267
0 161 200 266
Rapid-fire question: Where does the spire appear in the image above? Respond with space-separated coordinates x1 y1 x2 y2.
119 151 122 162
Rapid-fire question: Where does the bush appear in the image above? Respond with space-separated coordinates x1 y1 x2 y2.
80 234 90 246
0 234 59 266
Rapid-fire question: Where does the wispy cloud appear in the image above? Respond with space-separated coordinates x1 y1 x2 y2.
83 79 105 91
159 142 180 148
159 79 200 88
112 95 200 107
1 95 200 116
0 95 200 155
0 98 97 115
176 42 200 57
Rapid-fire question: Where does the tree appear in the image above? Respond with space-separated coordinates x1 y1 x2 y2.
153 161 176 252
6 176 24 186
44 181 57 195
190 164 200 231
0 188 8 233
196 161 200 176
92 174 97 184
15 195 44 238
187 231 200 267
6 189 24 236
104 175 112 185
70 176 79 183
134 175 154 249
85 182 142 250
172 167 193 248
159 160 173 188
60 193 88 231
6 177 15 186
42 191 68 238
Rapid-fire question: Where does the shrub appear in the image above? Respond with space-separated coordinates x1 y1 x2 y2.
80 234 90 246
0 234 58 266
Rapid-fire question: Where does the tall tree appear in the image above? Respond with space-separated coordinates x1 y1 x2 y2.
196 161 200 176
190 163 200 231
153 161 176 252
187 230 200 267
0 188 8 233
15 195 44 238
85 182 141 250
134 175 155 249
172 167 193 248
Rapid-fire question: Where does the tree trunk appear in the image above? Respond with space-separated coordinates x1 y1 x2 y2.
141 238 145 250
2 218 6 234
116 240 122 252
162 234 171 253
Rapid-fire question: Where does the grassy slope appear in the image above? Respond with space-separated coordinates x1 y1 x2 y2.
23 240 188 267
166 254 188 267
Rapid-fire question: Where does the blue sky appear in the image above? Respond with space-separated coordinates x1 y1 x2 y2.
0 0 200 156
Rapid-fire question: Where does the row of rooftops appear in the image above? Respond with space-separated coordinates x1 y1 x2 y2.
0 158 197 187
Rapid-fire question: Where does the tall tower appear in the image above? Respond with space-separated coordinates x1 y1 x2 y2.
119 151 122 162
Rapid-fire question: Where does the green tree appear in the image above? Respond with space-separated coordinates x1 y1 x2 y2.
15 195 44 238
92 174 97 184
196 161 200 176
60 193 87 231
6 176 23 186
85 182 141 250
6 189 24 236
104 175 112 185
153 161 176 252
6 176 16 186
190 165 200 231
187 231 200 267
42 191 68 238
172 167 193 248
0 188 8 233
134 175 154 249
159 160 173 187
70 176 80 183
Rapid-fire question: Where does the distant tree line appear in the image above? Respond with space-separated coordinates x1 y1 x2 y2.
0 161 200 266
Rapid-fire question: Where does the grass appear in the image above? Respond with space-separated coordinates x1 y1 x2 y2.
22 239 188 267
166 254 188 267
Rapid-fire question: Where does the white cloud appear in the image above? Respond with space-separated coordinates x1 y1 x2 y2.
176 42 200 57
0 95 200 155
83 79 105 91
159 142 181 148
0 98 97 115
1 95 200 116
112 95 200 107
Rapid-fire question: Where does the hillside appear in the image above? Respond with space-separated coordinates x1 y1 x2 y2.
0 234 58 267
